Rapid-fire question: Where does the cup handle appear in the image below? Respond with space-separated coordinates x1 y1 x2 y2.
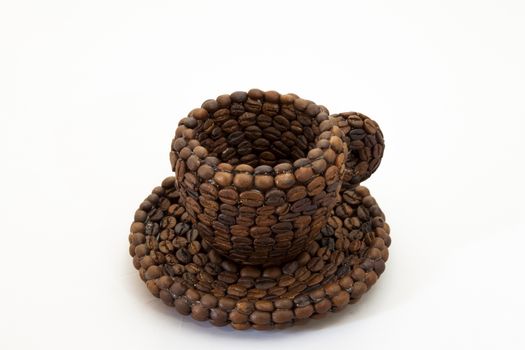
329 112 385 187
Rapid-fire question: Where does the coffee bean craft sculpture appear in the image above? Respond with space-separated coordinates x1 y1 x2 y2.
129 89 389 330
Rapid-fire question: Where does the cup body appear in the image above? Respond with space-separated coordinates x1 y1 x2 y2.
171 90 347 264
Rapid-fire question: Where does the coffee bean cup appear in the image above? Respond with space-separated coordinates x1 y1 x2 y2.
171 90 348 264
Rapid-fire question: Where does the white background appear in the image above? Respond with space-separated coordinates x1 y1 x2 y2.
1 1 524 349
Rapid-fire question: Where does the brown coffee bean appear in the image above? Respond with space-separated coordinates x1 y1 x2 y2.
229 310 248 323
210 307 228 324
255 300 274 312
351 267 366 281
227 284 247 297
250 311 271 325
236 300 254 314
197 164 214 180
264 90 280 103
282 260 299 275
254 175 274 191
330 136 344 152
314 299 332 314
363 118 378 134
240 266 261 279
230 91 248 103
199 293 217 309
187 155 201 172
233 173 253 190
144 265 162 280
311 159 327 174
307 176 326 196
191 304 209 321
294 305 314 319
218 188 238 205
325 165 339 184
255 277 277 290
218 271 238 284
156 275 173 290
295 167 314 183
190 107 209 120
214 172 233 187
134 210 147 222
218 296 237 311
272 309 294 323
174 298 191 315
145 279 159 296
351 281 368 298
240 190 264 207
265 189 285 206
275 173 296 189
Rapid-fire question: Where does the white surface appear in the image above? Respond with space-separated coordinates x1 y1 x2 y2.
1 1 524 349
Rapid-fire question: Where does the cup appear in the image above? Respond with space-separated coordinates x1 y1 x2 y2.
170 90 348 264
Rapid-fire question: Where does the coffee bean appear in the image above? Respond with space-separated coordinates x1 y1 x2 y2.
254 175 274 191
229 309 248 323
275 173 296 189
294 305 314 319
217 188 238 205
307 176 326 196
272 309 294 323
262 266 282 279
214 172 233 187
237 266 260 279
174 298 191 315
265 189 286 206
294 167 314 183
255 277 277 290
210 308 228 325
240 190 264 207
227 284 247 297
230 91 248 103
233 173 253 190
236 300 254 315
197 164 214 180
325 165 339 185
363 118 378 134
190 108 209 120
311 159 327 174
255 300 274 312
330 136 344 152
191 304 209 321
145 265 162 280
312 299 330 314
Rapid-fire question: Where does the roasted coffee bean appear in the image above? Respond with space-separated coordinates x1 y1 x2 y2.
239 190 264 207
311 159 327 174
233 173 253 190
294 167 314 183
272 309 294 323
255 278 277 290
227 284 247 297
197 164 214 180
236 264 260 278
254 175 274 191
249 310 271 325
218 188 238 205
294 305 314 319
307 176 326 196
214 172 233 187
275 173 296 189
174 297 191 315
265 189 286 206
